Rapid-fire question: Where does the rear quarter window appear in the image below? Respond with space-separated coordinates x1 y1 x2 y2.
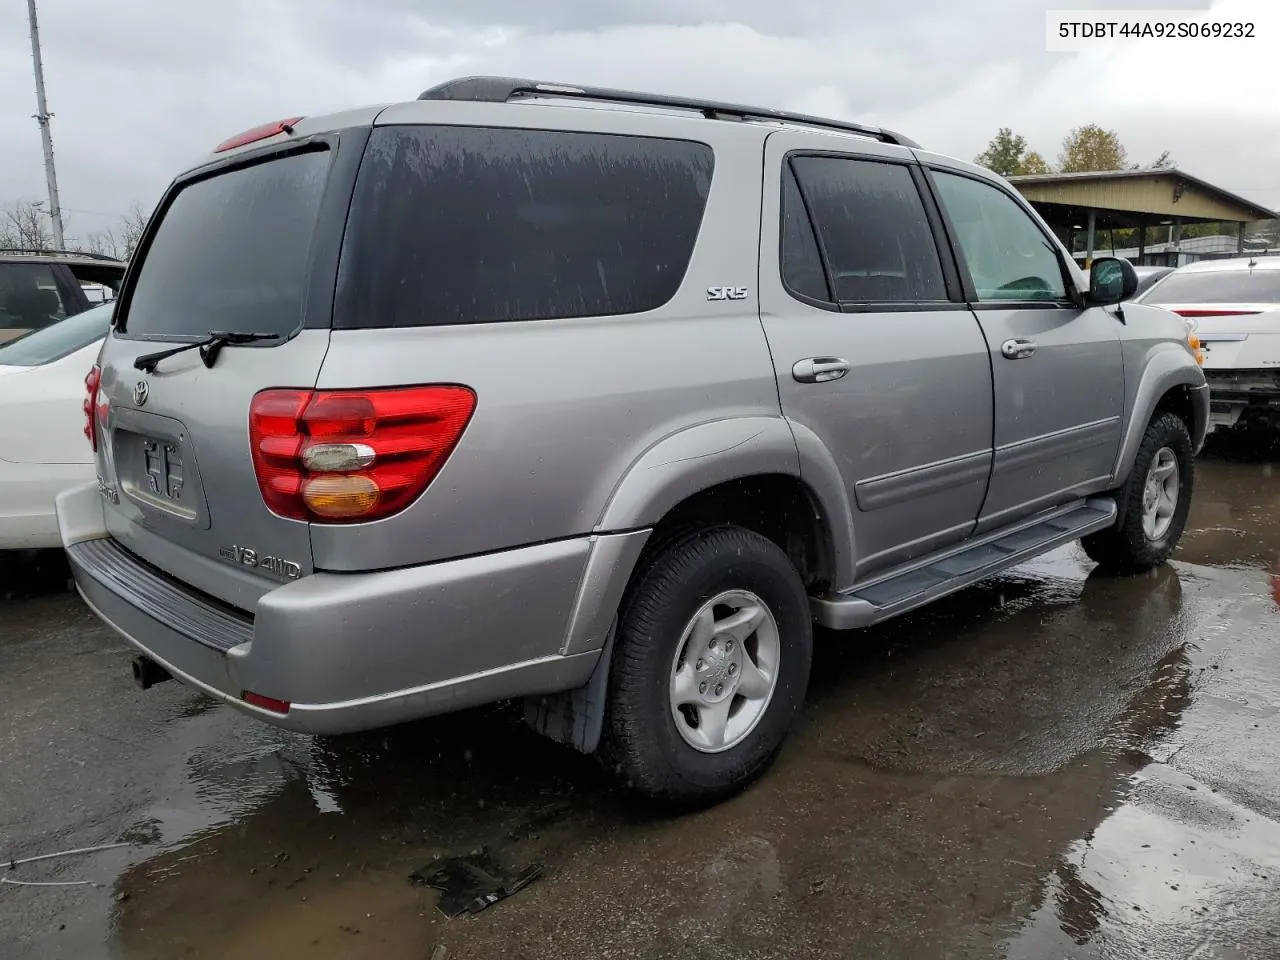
336 126 714 328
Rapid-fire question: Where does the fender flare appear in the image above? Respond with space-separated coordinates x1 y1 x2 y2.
1112 344 1209 488
593 415 856 589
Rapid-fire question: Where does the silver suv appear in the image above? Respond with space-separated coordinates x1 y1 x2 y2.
58 77 1209 807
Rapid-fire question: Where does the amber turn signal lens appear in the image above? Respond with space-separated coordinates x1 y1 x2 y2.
1187 333 1205 366
301 474 380 518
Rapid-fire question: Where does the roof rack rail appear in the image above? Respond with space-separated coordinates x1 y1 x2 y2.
417 76 921 149
0 247 125 263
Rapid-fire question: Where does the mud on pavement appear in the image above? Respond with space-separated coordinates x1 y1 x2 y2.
3 440 1279 960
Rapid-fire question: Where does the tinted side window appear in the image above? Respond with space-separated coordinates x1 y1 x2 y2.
337 127 714 328
790 156 946 303
0 262 71 335
780 164 831 302
932 172 1068 302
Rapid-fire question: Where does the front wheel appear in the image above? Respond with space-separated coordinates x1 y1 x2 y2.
598 525 813 809
1082 412 1194 573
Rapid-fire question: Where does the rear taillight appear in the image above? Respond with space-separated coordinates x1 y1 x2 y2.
83 365 101 451
1172 309 1262 318
249 385 476 523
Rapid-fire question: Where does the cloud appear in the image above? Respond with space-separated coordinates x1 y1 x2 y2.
0 0 1275 243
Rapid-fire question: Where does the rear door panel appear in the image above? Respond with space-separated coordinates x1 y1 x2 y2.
757 131 995 579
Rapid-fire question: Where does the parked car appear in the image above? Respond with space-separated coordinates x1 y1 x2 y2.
0 249 125 345
57 77 1208 806
1137 256 1280 434
1133 265 1174 296
0 301 114 550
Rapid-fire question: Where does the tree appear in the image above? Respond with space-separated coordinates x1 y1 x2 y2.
84 202 150 260
0 200 54 250
1058 124 1128 172
975 128 1053 177
1019 151 1051 175
1148 150 1173 170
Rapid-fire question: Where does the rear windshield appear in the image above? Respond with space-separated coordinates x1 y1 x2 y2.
336 126 714 328
1140 268 1280 305
0 301 112 367
122 148 330 339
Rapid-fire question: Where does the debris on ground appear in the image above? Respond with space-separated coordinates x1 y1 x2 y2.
409 849 543 918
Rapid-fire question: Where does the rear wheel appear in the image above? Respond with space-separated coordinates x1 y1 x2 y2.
1082 412 1194 573
599 525 812 808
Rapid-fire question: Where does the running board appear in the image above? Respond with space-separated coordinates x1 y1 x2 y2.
810 497 1118 630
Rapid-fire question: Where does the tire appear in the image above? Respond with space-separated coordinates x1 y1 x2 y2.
1082 412 1194 574
598 524 813 809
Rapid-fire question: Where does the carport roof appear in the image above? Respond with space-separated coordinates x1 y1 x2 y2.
1008 169 1277 226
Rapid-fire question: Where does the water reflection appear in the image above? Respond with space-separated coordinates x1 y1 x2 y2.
104 549 1271 959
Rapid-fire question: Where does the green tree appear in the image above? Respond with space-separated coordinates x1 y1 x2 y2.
1019 150 1051 175
1058 124 1128 172
975 128 1051 177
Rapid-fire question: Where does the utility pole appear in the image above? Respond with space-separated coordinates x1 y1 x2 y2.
26 0 65 250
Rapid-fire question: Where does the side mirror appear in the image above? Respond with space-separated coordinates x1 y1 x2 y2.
1088 256 1138 305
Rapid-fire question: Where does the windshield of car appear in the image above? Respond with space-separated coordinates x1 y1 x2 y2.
1140 267 1280 304
0 300 113 367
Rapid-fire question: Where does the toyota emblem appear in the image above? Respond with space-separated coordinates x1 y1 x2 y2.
133 380 150 407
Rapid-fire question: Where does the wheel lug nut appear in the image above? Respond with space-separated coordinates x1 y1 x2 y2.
696 659 705 670
714 684 724 696
708 639 717 650
725 640 734 652
728 663 737 675
699 681 708 694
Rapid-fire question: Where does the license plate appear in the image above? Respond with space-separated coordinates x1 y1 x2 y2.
142 438 186 504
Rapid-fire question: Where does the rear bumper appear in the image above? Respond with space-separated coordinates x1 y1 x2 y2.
0 460 94 550
1203 370 1280 431
58 482 647 735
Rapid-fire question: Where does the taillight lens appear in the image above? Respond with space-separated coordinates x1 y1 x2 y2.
83 365 101 451
1172 309 1261 318
249 386 476 523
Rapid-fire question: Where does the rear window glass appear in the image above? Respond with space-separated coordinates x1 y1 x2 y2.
0 301 112 367
123 149 330 339
1140 268 1280 304
336 126 714 328
0 262 72 335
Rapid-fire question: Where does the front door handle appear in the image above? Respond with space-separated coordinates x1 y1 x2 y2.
1000 338 1037 360
792 357 850 383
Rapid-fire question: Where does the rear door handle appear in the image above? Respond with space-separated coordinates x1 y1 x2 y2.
792 357 850 383
1000 338 1037 360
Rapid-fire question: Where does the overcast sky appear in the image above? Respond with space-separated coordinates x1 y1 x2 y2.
1 0 1276 242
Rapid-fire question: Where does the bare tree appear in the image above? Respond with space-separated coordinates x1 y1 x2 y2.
0 200 55 250
79 202 151 260
119 202 149 259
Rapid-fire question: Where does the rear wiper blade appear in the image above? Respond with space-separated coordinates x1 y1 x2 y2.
133 331 281 373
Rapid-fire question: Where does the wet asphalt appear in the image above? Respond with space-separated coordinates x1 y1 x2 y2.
2 434 1279 960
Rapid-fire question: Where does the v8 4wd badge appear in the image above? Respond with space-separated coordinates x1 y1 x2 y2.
218 544 302 580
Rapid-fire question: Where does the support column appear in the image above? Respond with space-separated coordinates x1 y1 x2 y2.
1238 221 1247 254
1085 208 1096 270
1137 224 1147 263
